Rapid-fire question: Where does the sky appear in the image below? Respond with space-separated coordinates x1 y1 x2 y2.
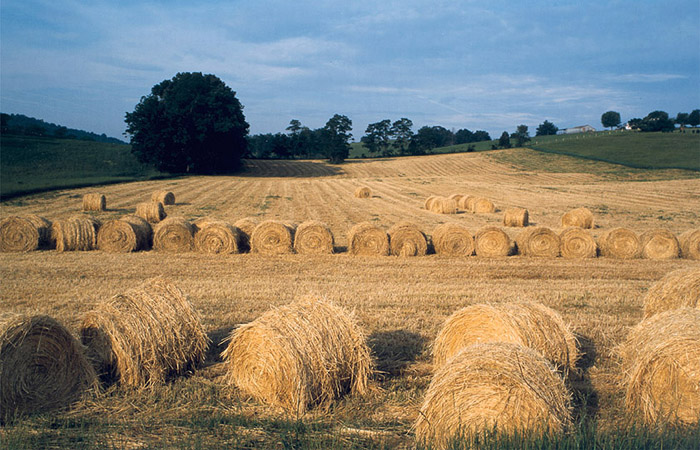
1 0 699 141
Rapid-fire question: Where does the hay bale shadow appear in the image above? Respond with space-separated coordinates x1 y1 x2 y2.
570 333 599 420
368 329 428 378
204 325 236 366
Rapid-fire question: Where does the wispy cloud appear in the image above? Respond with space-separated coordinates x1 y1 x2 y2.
605 73 688 83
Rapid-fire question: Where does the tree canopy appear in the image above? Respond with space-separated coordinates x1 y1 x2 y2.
323 114 352 164
601 111 621 130
535 120 558 136
511 125 530 147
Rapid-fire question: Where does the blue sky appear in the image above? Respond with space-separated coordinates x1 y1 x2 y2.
1 0 698 141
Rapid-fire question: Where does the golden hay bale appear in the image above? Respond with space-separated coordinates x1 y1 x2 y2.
642 268 700 319
80 278 208 387
516 226 560 257
153 217 194 252
348 222 389 256
640 229 680 260
598 227 641 259
424 196 438 211
135 201 167 224
294 220 334 255
561 207 594 229
251 220 296 255
151 190 175 205
679 229 700 260
52 215 101 252
82 193 106 211
448 193 464 203
1 314 97 423
388 222 427 257
233 217 258 253
0 215 52 252
431 223 474 256
473 197 496 213
97 215 152 253
474 226 514 257
428 197 458 214
621 308 700 427
432 302 579 373
222 298 374 415
416 343 572 449
458 195 476 211
559 226 597 259
354 186 371 198
503 207 529 227
193 219 241 254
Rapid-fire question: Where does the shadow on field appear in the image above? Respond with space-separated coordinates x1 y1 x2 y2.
204 326 236 366
570 333 600 420
368 329 428 377
240 159 344 178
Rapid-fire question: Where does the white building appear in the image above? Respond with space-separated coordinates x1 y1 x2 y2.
560 125 596 134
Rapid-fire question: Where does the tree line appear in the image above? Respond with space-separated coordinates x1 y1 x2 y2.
1 113 126 144
601 109 700 132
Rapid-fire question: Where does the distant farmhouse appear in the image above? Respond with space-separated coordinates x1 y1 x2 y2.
559 125 596 135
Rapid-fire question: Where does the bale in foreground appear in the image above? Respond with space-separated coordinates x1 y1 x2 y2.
679 229 700 260
153 217 194 252
354 186 371 198
388 222 427 256
80 278 208 387
348 222 389 256
598 227 641 259
1 314 97 423
431 223 474 256
559 226 597 259
640 229 680 260
135 201 167 224
643 268 700 319
97 215 152 253
503 207 529 227
0 215 52 252
82 193 106 211
194 218 241 254
474 226 514 257
416 343 572 450
516 226 560 257
151 190 175 205
251 220 296 255
52 215 101 252
294 220 334 254
222 298 374 415
561 207 594 229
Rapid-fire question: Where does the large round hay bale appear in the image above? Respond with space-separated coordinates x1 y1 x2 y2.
0 215 51 252
679 229 700 260
474 226 514 257
52 215 101 252
643 268 700 319
416 343 572 449
640 229 680 260
251 220 296 255
559 226 597 259
458 195 476 211
151 190 175 205
97 215 152 253
429 197 457 214
431 223 474 256
80 278 208 387
153 217 194 252
621 308 700 427
388 222 427 257
473 197 496 213
193 219 241 254
222 298 374 415
561 207 594 229
294 220 334 255
516 226 560 257
503 207 529 227
598 227 641 259
424 196 438 211
448 193 464 203
82 193 106 212
354 186 371 198
1 314 97 423
432 302 579 374
233 217 258 253
348 222 389 256
135 201 166 224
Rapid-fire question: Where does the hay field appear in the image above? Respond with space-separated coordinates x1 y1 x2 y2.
1 149 699 448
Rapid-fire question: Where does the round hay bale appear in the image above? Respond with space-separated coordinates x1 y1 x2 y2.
354 186 371 198
97 215 152 253
598 227 641 259
559 226 597 259
503 207 529 227
643 268 700 319
429 197 458 214
640 229 680 260
194 219 241 254
151 190 175 205
135 201 166 224
416 343 572 449
431 223 474 256
621 308 700 427
82 193 106 212
561 207 594 229
516 226 560 257
294 220 334 255
458 195 476 211
221 298 374 415
348 222 389 256
448 193 464 203
432 302 579 374
0 215 51 252
153 217 194 253
251 220 296 255
474 226 514 257
52 215 101 252
80 278 208 387
234 217 258 253
1 314 97 423
473 197 496 213
679 229 700 260
388 222 427 257
424 196 438 211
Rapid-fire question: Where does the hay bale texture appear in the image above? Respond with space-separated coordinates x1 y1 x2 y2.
643 268 700 319
424 196 438 211
82 193 106 211
0 215 52 252
559 227 597 259
136 201 167 224
388 222 427 257
354 187 371 198
598 227 641 259
561 207 594 229
1 314 97 423
503 207 529 227
294 220 334 255
52 215 101 252
428 197 457 214
679 229 700 260
640 229 680 260
348 222 389 256
416 343 572 449
151 190 175 205
153 217 194 252
474 226 514 257
222 298 374 415
234 217 258 253
431 223 474 256
97 215 152 253
472 197 496 213
251 220 296 255
516 227 560 257
193 218 241 254
458 195 476 211
80 278 208 387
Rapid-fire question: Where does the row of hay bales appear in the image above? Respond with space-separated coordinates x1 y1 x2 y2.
82 191 176 213
426 194 497 215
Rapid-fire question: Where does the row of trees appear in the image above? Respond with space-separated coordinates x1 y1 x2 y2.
601 110 700 132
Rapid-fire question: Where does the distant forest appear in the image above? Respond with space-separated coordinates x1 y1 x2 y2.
0 113 127 144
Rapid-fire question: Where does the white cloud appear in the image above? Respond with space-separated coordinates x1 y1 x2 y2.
606 73 688 83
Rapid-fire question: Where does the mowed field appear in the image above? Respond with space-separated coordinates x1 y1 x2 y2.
1 148 699 448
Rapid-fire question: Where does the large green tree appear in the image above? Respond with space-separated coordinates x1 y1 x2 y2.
390 118 414 155
125 72 249 173
639 110 675 132
511 125 530 147
535 120 558 136
323 114 352 164
601 111 621 130
361 119 392 156
688 109 700 127
498 131 511 149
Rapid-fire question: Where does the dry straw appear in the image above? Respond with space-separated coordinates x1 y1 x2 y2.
222 298 374 415
561 207 594 229
194 218 242 254
234 217 258 253
679 229 700 260
474 226 514 257
448 193 464 203
0 215 52 252
97 215 152 253
354 186 371 198
151 190 175 205
642 268 700 319
251 220 296 255
153 217 194 252
621 308 700 428
1 314 97 423
80 278 208 387
473 197 496 213
294 220 334 255
640 229 680 260
431 223 474 256
388 222 427 256
52 215 101 252
416 343 572 450
516 227 560 257
82 193 106 212
559 227 597 259
348 222 389 256
424 196 438 211
598 227 641 259
136 201 167 224
428 197 457 214
458 195 476 211
503 207 529 227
